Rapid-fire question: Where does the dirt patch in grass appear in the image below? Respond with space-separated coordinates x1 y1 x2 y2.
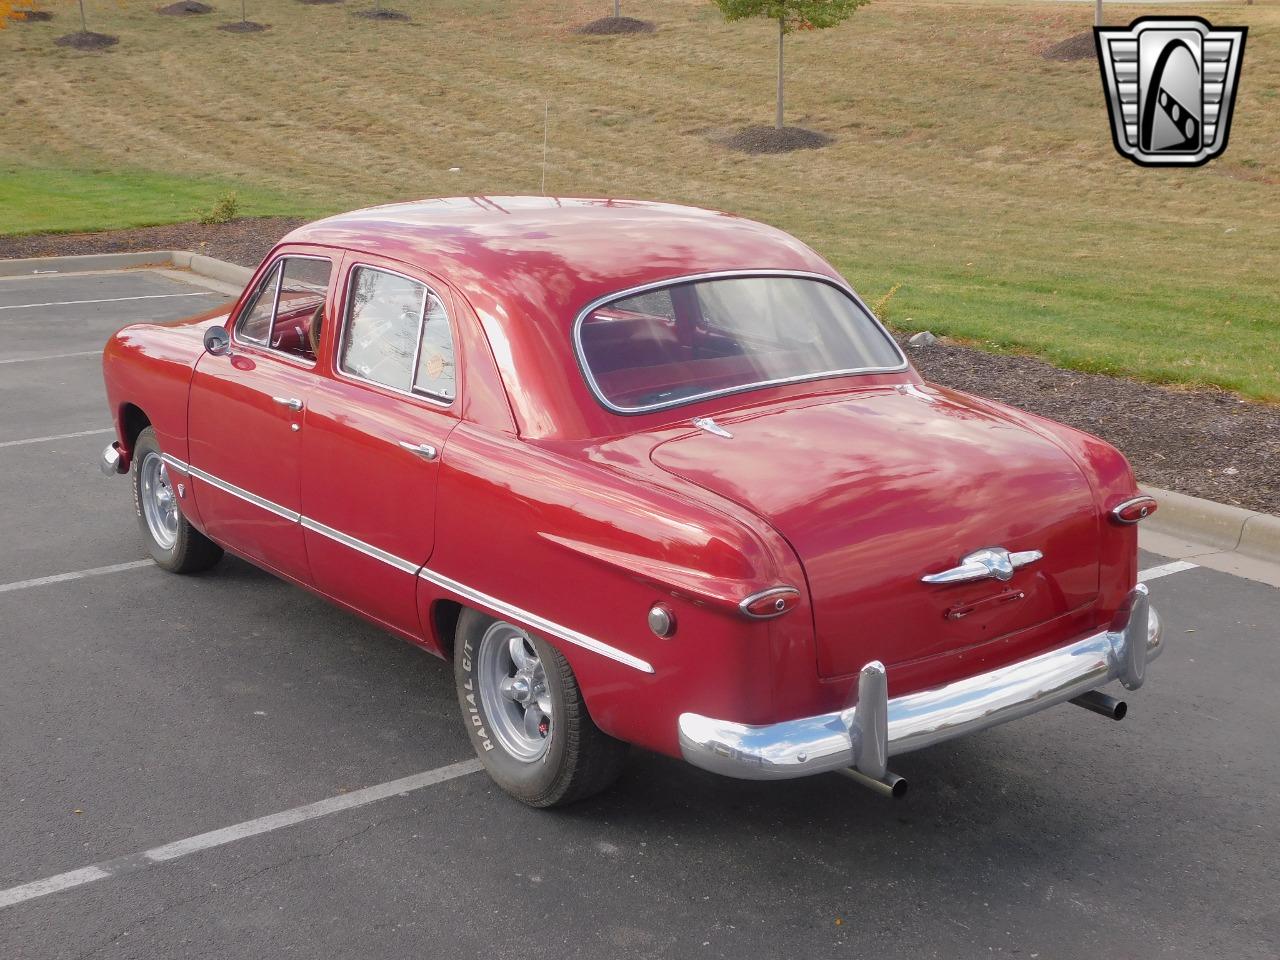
905 336 1279 515
355 8 409 20
1041 31 1095 62
54 31 119 50
218 20 268 32
577 16 655 35
722 126 833 154
4 217 1275 516
157 1 213 14
9 9 55 21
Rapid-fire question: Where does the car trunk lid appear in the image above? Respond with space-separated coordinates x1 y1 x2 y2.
651 386 1102 679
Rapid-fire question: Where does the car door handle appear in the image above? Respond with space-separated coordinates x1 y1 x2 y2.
272 396 304 412
398 441 439 461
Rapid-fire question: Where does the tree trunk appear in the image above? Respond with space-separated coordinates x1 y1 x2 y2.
776 16 785 130
1094 0 1102 27
241 0 246 22
78 0 86 32
613 0 620 18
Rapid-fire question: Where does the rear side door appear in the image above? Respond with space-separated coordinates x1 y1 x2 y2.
187 251 335 581
299 256 461 638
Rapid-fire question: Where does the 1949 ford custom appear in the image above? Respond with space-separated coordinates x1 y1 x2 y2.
101 198 1163 806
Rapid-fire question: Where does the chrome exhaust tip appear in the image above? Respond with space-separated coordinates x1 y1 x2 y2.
1069 690 1128 721
838 767 909 799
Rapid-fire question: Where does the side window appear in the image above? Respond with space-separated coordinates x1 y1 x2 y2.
414 291 456 402
234 257 332 362
236 262 282 345
340 267 456 404
271 258 332 362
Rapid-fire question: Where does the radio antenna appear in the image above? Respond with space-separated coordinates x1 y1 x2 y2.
541 101 549 196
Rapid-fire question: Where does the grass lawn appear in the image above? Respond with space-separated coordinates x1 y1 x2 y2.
1 0 1277 399
0 166 325 234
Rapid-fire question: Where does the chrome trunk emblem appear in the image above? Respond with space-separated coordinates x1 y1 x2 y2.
691 416 733 439
922 547 1043 585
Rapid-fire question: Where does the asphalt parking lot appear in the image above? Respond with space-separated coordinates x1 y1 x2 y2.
1 266 1277 960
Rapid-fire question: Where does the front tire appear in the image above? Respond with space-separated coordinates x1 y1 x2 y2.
454 608 628 807
132 427 222 574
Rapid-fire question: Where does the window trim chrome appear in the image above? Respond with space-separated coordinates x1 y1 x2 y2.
230 254 333 369
334 262 458 409
571 269 909 416
161 453 652 673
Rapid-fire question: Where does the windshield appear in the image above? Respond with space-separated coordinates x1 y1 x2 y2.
575 274 905 413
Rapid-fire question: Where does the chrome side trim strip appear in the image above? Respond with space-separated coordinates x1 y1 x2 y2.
299 517 420 575
163 453 653 674
417 566 656 675
164 453 300 522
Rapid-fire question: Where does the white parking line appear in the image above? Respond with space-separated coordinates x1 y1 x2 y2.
0 559 153 594
0 291 217 312
0 428 114 449
0 350 101 365
0 759 483 911
1138 560 1200 582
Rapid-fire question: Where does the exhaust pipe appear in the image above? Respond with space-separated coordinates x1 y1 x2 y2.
1069 690 1128 721
838 767 909 799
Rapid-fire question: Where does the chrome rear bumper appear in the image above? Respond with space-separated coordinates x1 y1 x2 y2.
678 585 1162 781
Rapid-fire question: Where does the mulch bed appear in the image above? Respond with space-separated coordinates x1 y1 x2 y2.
904 337 1277 515
577 16 655 35
355 8 409 20
2 219 1275 515
218 20 268 31
54 31 119 49
157 1 213 14
9 9 55 21
1042 31 1096 62
722 125 833 154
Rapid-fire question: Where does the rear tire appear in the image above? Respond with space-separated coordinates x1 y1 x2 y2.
454 608 628 807
132 427 223 574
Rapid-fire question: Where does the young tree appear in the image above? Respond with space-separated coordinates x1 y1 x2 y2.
712 0 869 130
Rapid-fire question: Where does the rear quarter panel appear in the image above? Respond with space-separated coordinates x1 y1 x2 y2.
419 423 815 757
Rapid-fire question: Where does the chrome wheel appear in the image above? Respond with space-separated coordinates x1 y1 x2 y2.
477 621 552 762
139 451 179 551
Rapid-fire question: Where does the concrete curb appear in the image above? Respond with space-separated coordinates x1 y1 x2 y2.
3 250 1276 567
171 251 254 287
0 251 178 277
0 249 255 287
1141 484 1279 565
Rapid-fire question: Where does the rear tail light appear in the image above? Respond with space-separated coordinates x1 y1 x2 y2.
1111 496 1158 524
740 587 800 619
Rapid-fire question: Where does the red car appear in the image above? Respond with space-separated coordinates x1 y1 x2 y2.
101 198 1163 806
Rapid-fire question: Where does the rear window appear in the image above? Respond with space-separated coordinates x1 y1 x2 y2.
576 275 904 413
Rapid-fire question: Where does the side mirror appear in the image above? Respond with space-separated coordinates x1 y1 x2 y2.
203 325 232 357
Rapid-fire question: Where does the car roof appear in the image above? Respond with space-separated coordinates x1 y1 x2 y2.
283 197 841 328
282 198 862 439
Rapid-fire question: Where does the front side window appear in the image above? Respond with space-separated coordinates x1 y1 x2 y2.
234 256 332 362
576 275 904 413
271 258 332 361
236 262 282 345
339 266 456 403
